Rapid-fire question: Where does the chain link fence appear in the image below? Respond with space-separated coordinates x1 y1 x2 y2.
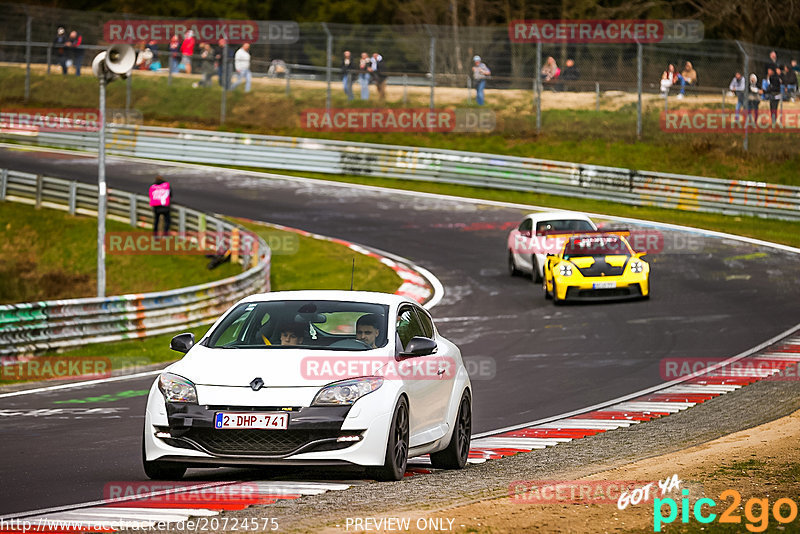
1 2 799 143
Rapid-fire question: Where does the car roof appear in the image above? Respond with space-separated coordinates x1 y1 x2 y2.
237 290 415 307
524 211 594 223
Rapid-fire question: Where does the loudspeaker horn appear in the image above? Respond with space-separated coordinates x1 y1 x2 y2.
91 51 107 78
105 44 136 75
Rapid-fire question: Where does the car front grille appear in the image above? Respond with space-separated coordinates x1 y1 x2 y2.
573 258 626 277
566 285 642 299
179 428 342 456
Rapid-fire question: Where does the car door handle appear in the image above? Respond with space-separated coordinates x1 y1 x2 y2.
437 368 446 375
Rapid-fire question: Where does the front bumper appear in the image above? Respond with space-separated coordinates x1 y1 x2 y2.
553 274 649 301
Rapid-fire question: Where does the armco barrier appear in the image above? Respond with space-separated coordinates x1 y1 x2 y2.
0 169 270 357
2 122 799 220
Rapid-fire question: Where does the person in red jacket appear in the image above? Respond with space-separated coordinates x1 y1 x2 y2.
149 175 172 236
180 30 196 74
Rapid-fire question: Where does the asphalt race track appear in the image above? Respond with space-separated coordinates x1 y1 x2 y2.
2 146 800 516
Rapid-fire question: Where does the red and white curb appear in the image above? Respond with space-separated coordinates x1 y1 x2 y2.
238 219 437 307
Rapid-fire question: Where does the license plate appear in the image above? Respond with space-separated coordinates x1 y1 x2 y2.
214 412 288 430
593 281 617 289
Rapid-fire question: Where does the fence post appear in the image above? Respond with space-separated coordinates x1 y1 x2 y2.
735 40 749 152
34 174 43 209
179 206 186 234
467 76 472 104
25 16 32 102
46 46 52 74
0 169 8 201
536 41 542 134
721 89 726 113
403 74 409 106
129 192 136 226
286 67 291 96
636 42 642 141
125 74 132 122
68 181 77 215
595 81 600 111
322 23 332 112
220 43 228 125
428 27 436 110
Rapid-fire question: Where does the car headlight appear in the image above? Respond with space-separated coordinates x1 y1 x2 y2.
158 372 198 403
558 263 573 277
312 377 384 406
630 260 644 274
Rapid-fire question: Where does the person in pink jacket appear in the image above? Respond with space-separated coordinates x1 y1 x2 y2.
149 175 172 236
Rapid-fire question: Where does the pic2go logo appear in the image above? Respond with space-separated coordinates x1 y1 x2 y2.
654 489 800 532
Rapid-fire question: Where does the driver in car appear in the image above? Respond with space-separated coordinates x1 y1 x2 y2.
355 314 382 349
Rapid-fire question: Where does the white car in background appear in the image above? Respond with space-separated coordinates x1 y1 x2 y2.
507 211 597 282
143 291 472 481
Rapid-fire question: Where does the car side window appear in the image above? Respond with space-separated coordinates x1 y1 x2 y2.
414 307 434 338
518 218 532 233
396 305 426 350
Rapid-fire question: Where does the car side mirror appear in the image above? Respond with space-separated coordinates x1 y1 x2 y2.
170 332 195 353
400 336 437 357
634 251 646 259
521 230 532 237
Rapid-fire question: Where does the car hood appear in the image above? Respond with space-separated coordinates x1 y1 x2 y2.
167 344 398 387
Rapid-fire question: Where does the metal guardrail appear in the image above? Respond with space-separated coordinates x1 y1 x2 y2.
2 123 799 221
0 169 271 357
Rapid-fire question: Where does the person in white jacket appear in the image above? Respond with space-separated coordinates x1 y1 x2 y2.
231 42 251 92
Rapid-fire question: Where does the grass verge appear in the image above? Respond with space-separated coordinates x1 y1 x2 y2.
1 217 402 385
0 201 240 303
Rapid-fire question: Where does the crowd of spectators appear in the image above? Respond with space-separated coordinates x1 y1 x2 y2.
722 50 799 125
341 50 386 101
52 27 84 75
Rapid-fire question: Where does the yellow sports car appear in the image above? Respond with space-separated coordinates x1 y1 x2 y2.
542 233 650 303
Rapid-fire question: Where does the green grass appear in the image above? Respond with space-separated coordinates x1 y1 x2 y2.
3 67 800 185
0 201 240 303
2 217 402 384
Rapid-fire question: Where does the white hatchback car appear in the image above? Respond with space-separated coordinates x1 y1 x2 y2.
507 211 597 282
143 291 472 481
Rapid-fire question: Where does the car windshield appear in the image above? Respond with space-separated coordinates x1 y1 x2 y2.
536 219 594 235
563 235 630 258
206 300 390 350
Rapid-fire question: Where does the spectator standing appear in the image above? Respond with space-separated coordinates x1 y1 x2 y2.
560 59 579 81
341 50 355 101
52 27 67 74
215 39 234 89
728 72 745 119
231 42 252 92
782 64 797 101
180 30 196 74
541 56 560 82
747 73 761 120
168 35 181 73
677 61 697 98
369 52 386 101
195 43 215 87
149 175 171 237
765 67 781 125
358 52 370 100
766 50 778 75
471 55 491 105
65 30 84 76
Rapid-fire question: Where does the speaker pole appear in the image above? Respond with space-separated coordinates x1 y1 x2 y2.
97 75 107 298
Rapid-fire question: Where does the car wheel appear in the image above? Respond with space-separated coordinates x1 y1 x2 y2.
142 436 187 480
430 391 471 470
508 250 521 277
531 255 542 283
368 397 409 481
